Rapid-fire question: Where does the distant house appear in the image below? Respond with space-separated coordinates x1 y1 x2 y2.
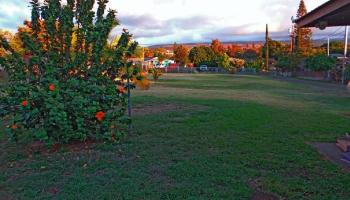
162 59 175 67
142 57 175 68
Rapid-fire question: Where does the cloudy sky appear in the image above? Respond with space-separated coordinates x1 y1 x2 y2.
0 0 335 45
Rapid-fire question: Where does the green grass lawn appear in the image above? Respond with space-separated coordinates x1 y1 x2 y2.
1 74 350 199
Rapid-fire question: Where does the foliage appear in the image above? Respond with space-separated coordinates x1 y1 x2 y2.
0 30 24 57
143 48 154 58
189 46 215 66
153 48 170 62
197 61 217 68
245 59 262 72
224 58 245 73
226 45 240 57
276 54 302 71
148 68 162 81
305 54 336 72
117 62 150 90
236 49 259 61
230 58 245 68
2 74 350 199
174 45 189 66
189 41 231 68
216 53 231 69
210 39 226 55
321 41 350 56
262 38 288 59
133 46 144 59
0 0 139 144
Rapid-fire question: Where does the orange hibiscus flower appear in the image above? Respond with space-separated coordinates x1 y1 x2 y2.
21 100 28 107
11 124 17 130
49 84 55 91
117 85 126 94
95 111 106 122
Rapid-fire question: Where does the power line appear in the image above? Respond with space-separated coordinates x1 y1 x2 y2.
313 31 345 43
312 27 346 42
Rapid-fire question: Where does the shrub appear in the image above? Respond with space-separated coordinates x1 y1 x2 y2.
216 53 231 69
198 61 217 67
276 54 302 71
230 58 245 68
0 0 139 144
149 68 163 81
245 60 262 72
305 54 336 72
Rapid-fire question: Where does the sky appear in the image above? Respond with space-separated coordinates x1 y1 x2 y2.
0 0 338 45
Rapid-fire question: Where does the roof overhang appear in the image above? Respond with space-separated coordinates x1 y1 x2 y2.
295 0 350 29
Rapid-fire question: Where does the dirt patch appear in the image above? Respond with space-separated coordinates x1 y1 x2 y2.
132 103 208 116
343 112 350 117
249 178 280 200
27 140 102 156
47 186 60 195
286 167 312 180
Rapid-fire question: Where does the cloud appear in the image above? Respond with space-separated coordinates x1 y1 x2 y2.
119 14 214 30
119 14 163 29
0 0 335 45
115 14 216 44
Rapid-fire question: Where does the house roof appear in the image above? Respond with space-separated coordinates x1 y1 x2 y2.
295 0 350 28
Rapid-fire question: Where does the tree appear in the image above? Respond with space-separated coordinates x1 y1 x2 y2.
216 53 231 69
262 38 288 59
236 49 259 61
0 30 24 57
276 54 302 72
143 48 154 58
295 0 312 55
189 46 215 66
210 39 226 55
227 45 240 57
321 41 350 56
153 48 169 62
305 54 336 71
0 0 140 144
174 45 189 66
133 46 144 59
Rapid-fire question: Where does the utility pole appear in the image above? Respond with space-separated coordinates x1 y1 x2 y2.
342 26 349 84
289 26 294 53
345 26 349 58
265 24 269 72
327 37 330 56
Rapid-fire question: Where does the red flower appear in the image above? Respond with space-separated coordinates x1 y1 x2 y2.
117 85 126 94
95 111 106 122
11 124 17 130
49 84 55 91
21 100 28 107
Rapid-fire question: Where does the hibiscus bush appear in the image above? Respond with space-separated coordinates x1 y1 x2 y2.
0 0 140 144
